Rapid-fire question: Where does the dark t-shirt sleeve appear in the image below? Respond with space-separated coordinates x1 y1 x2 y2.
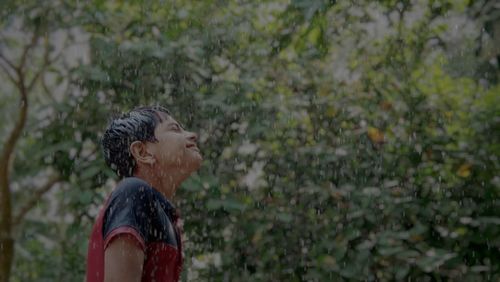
102 178 155 252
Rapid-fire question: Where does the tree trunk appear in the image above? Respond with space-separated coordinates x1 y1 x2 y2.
0 82 28 282
0 165 13 282
0 149 14 282
0 237 13 282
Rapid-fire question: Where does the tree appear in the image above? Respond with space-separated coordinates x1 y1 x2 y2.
0 1 85 280
2 0 499 281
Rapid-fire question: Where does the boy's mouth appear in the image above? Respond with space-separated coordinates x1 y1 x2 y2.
186 143 199 152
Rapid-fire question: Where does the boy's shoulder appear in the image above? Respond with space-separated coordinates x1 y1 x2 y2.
105 176 176 222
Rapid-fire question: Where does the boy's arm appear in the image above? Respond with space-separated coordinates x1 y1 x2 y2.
104 234 145 282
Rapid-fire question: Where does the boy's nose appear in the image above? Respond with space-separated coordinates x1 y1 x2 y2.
187 131 198 142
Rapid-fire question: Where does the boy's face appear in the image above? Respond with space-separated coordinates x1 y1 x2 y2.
147 112 203 175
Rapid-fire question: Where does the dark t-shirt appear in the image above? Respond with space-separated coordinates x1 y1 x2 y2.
86 177 183 282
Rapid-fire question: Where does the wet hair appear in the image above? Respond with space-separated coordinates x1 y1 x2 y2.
101 106 171 178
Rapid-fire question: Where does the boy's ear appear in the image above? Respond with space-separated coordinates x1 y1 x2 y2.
129 141 155 165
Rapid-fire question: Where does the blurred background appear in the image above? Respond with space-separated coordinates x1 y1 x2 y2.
0 0 499 281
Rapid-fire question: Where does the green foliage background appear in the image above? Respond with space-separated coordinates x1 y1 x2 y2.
1 0 499 281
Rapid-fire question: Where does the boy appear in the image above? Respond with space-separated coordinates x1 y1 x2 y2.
86 106 202 282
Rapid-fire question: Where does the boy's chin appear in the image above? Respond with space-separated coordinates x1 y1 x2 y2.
183 158 203 174
191 152 203 166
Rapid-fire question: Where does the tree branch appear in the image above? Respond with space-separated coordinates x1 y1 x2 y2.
19 29 40 73
12 175 60 227
0 26 44 187
27 34 51 92
0 63 17 85
0 53 18 84
41 74 58 104
0 50 16 70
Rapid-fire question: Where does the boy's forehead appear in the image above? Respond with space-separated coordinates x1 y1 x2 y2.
156 111 179 125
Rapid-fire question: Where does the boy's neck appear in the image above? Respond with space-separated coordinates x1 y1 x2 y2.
133 171 180 200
